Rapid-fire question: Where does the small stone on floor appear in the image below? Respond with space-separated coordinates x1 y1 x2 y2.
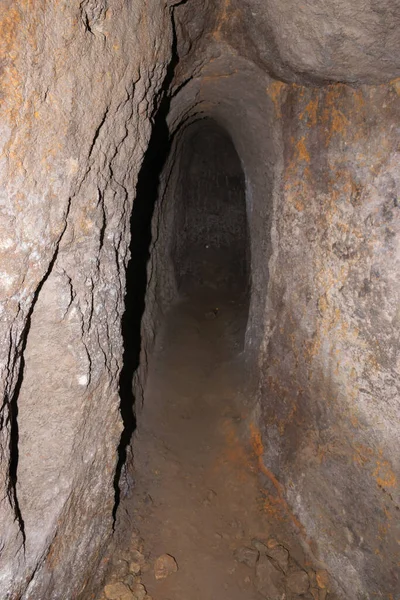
154 553 178 579
104 582 135 600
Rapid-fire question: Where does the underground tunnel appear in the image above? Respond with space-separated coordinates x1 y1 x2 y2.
171 119 249 298
0 1 399 600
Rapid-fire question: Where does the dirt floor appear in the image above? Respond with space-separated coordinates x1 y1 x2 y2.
98 281 335 600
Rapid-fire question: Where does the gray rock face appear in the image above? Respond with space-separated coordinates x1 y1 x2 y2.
226 0 400 83
0 1 173 598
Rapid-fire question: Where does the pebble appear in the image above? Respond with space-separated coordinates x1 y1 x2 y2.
287 570 310 595
129 550 146 575
316 570 330 589
110 559 130 581
234 545 259 568
154 553 178 580
104 582 135 600
129 562 141 574
130 583 147 600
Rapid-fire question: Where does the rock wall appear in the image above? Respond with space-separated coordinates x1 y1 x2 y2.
256 81 400 599
0 1 174 598
1 0 399 598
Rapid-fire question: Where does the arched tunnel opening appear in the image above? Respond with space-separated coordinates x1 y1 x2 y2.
114 109 254 594
117 110 251 498
114 114 255 600
171 119 250 302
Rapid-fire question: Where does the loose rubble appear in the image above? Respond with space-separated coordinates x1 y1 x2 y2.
233 538 332 600
98 533 153 600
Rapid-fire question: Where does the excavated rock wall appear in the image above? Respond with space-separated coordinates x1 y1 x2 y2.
1 0 399 598
256 81 400 599
0 1 173 598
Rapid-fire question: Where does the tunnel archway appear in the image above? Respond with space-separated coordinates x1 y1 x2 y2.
171 119 250 301
116 114 252 506
118 114 261 600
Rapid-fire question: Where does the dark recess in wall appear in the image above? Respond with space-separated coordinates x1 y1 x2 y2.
112 14 180 521
172 119 250 297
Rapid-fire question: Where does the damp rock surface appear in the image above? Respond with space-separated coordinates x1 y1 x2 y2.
0 0 399 599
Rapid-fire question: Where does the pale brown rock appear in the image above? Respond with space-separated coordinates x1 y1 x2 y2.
129 550 146 574
130 583 147 600
104 582 135 600
154 554 178 579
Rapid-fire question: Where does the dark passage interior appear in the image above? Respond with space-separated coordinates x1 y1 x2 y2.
106 119 262 600
172 119 249 297
117 118 250 512
104 117 325 600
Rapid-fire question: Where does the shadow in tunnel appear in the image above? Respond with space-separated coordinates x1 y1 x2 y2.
112 31 178 523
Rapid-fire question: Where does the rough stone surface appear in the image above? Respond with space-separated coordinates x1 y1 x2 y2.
222 0 400 83
255 82 400 599
255 554 286 600
1 0 399 599
287 571 310 595
0 1 173 598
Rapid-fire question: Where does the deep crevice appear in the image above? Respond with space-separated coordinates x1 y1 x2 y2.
5 242 63 553
112 7 181 523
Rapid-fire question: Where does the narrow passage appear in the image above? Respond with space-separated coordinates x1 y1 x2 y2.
99 119 335 600
133 284 256 599
99 282 332 600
